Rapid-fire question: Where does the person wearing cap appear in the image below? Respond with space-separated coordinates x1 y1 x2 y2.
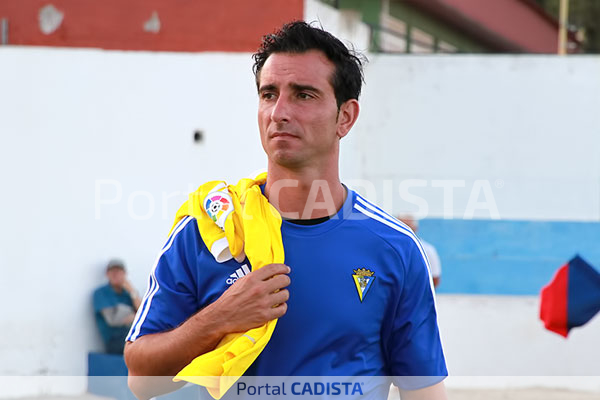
93 259 141 354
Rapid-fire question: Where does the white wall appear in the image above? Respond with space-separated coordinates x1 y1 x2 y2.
0 48 266 391
351 55 600 221
305 0 600 222
437 295 600 377
1 46 599 396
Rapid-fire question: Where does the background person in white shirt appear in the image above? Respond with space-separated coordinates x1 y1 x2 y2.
399 216 442 288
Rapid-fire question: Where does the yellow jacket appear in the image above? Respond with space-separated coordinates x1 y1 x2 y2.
171 173 284 399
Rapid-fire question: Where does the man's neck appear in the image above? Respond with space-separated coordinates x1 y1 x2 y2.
110 284 123 294
264 167 346 220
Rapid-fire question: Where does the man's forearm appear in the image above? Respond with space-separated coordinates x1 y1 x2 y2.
125 263 291 399
399 381 448 400
125 305 228 400
125 303 227 376
127 375 186 400
130 292 142 311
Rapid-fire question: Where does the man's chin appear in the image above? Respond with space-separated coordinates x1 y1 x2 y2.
270 151 305 169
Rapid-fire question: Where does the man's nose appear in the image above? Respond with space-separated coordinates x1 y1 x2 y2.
271 96 291 123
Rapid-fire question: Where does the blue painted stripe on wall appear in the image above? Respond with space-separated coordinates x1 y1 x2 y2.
419 219 600 295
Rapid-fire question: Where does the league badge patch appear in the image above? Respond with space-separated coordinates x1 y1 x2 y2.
204 191 233 230
352 268 375 302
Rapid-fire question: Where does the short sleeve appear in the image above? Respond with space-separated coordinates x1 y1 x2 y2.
93 287 112 312
127 216 202 342
386 240 447 390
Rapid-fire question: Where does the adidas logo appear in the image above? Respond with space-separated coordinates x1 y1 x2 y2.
226 264 250 285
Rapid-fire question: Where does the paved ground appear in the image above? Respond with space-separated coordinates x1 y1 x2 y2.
2 396 112 400
390 387 600 400
6 388 600 400
445 388 600 400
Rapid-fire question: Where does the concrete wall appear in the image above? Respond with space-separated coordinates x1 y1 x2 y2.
349 54 600 221
421 219 600 295
437 295 600 377
1 44 599 396
0 48 265 394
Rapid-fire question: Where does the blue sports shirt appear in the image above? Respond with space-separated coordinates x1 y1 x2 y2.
128 188 447 395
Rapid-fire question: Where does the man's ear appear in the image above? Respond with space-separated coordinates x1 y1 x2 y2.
336 99 360 139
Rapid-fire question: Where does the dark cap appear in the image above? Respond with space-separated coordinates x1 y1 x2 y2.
106 259 126 271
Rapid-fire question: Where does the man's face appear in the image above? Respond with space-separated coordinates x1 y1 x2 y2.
106 267 126 288
257 50 343 170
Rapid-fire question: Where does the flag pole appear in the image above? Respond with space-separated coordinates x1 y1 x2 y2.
558 0 569 55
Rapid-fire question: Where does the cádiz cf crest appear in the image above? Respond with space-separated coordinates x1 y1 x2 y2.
352 268 375 302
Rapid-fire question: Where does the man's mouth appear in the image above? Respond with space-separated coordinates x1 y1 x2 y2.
271 132 298 139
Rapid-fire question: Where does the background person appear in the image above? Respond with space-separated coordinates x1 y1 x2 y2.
93 259 141 354
399 215 442 288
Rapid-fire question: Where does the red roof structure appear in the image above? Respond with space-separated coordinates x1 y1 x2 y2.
404 0 579 53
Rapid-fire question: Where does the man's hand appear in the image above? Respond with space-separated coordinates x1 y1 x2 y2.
122 279 137 297
210 263 291 333
125 263 291 400
122 279 142 310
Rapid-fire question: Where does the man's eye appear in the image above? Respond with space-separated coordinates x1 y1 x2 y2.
261 92 276 100
298 92 313 99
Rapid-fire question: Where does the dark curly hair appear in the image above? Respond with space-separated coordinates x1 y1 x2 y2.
252 21 366 109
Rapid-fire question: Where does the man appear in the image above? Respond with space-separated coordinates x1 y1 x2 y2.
93 259 141 354
125 22 447 399
399 215 442 288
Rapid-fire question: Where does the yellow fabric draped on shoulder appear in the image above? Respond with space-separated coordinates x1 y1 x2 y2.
169 172 284 399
